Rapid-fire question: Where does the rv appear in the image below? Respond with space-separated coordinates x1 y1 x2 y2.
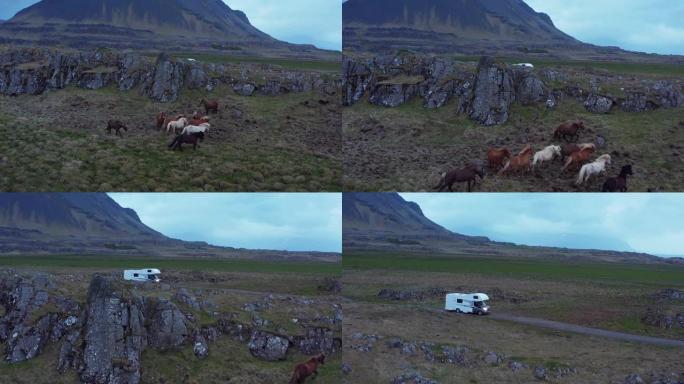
123 269 161 282
445 293 490 315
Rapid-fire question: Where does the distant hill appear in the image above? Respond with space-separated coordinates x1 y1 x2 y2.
0 0 334 58
343 0 679 62
0 193 339 262
344 192 665 264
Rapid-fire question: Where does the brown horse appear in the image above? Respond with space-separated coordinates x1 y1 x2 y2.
200 99 219 114
190 116 210 126
106 120 128 137
168 132 204 151
434 163 485 192
498 145 534 175
290 354 325 384
487 147 511 170
562 146 595 172
554 120 585 142
155 112 166 130
561 143 595 161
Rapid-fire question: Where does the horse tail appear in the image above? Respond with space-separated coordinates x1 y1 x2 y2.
498 160 510 176
433 172 446 190
576 166 587 185
168 135 179 149
289 368 301 384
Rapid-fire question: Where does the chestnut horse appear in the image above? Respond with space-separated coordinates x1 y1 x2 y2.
156 112 166 130
487 147 511 170
434 163 485 192
602 164 633 192
498 145 534 175
561 143 595 161
190 116 210 126
290 354 325 384
562 146 595 172
554 120 585 142
200 99 219 114
168 131 205 151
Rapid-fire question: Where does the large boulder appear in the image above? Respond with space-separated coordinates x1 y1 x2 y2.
468 57 514 126
80 276 146 384
514 72 547 105
391 372 439 384
369 79 422 107
642 307 674 329
141 52 184 102
584 94 615 113
145 298 189 351
652 81 684 108
342 56 371 106
248 331 289 361
5 314 58 363
620 92 659 112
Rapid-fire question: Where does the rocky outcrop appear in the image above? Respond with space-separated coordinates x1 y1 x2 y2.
0 48 339 102
144 298 189 351
248 330 290 361
513 70 547 105
620 92 659 112
343 57 372 106
294 327 340 355
468 57 514 125
652 81 684 108
584 94 615 113
642 307 675 329
81 275 146 384
391 371 439 384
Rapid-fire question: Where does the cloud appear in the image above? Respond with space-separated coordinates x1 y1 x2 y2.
524 0 684 54
109 193 341 253
400 193 684 256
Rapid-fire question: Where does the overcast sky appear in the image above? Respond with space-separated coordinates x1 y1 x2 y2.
400 193 684 257
109 193 341 253
525 0 684 55
0 0 342 51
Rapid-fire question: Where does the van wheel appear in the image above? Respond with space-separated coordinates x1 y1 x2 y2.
455 309 462 313
476 311 483 316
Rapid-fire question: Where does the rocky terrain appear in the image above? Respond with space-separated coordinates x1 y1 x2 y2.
0 0 335 59
341 267 684 384
0 268 342 383
0 47 342 192
343 192 672 264
343 53 684 191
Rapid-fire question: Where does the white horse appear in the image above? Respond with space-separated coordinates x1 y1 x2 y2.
181 122 210 136
167 117 188 134
576 154 611 185
532 145 561 167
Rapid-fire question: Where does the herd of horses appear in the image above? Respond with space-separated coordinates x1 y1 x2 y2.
435 120 633 192
105 99 220 151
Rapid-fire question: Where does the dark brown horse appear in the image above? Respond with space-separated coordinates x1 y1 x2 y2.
290 354 325 384
498 145 534 175
200 99 219 114
562 146 595 172
602 164 633 192
487 147 511 170
168 132 204 151
434 163 485 192
106 120 128 137
155 112 166 130
554 120 585 142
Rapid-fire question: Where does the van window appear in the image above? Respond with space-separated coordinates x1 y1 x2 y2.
457 299 463 303
133 273 139 277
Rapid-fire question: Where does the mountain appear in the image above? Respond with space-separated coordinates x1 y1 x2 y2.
343 192 663 264
0 0 330 57
0 193 339 261
342 0 667 61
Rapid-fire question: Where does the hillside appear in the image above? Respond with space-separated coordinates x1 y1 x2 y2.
343 0 678 62
343 192 666 264
0 0 333 58
0 193 339 261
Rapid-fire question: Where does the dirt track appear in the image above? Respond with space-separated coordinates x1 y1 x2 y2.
489 313 684 348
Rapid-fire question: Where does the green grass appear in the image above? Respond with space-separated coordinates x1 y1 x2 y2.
162 52 340 72
454 55 684 76
344 251 684 286
0 255 341 275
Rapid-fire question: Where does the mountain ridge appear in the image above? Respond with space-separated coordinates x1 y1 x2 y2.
343 193 669 264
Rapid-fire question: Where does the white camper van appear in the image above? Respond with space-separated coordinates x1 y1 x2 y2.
445 293 490 315
123 269 161 282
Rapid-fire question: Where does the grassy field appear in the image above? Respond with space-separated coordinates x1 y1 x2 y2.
344 91 684 191
0 83 341 191
0 255 341 275
344 251 684 286
165 52 341 72
453 55 684 76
